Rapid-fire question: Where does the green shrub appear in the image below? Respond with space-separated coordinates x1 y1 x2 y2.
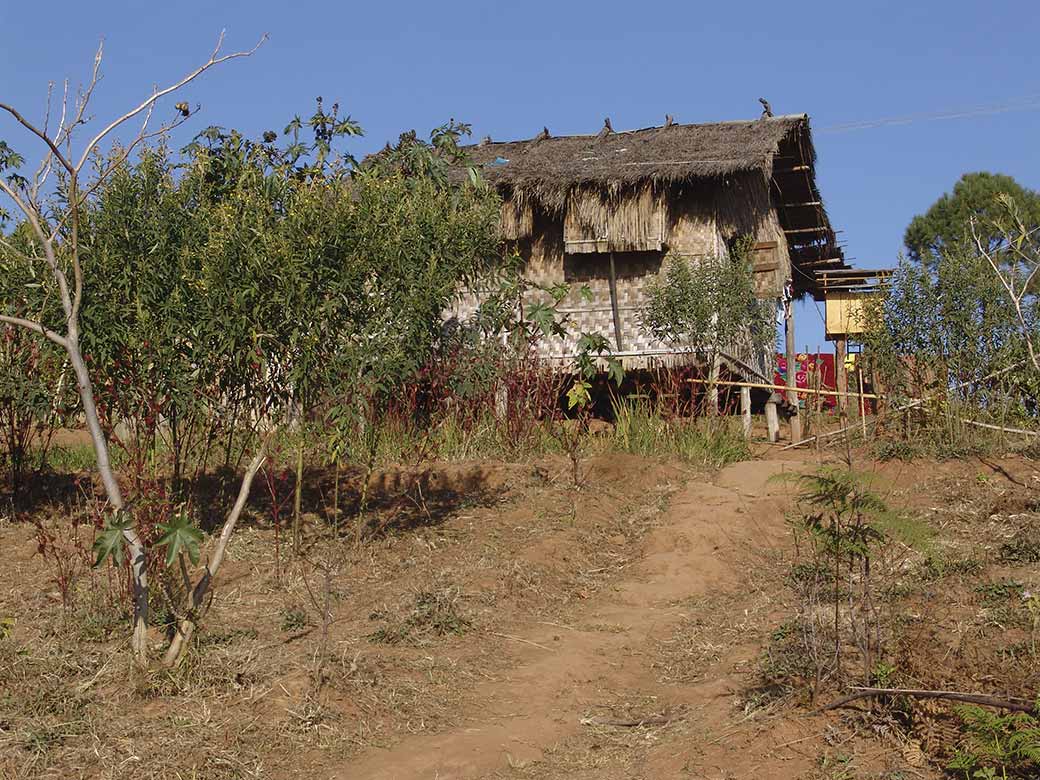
948 705 1040 779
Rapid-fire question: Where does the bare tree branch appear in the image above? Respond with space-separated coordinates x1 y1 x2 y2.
810 686 1038 717
74 30 267 173
70 40 104 136
0 30 267 669
0 100 76 176
0 313 67 347
37 80 70 199
0 176 73 317
162 436 273 667
971 215 1040 373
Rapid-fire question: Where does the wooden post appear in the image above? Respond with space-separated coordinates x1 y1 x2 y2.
740 385 752 439
765 396 780 443
784 302 802 442
607 252 624 352
858 367 868 439
708 352 721 416
835 337 848 414
848 351 860 421
495 380 507 419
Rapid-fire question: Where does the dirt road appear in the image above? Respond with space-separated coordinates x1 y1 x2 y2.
336 459 810 780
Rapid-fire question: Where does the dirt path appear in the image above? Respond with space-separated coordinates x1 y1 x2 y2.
334 458 809 780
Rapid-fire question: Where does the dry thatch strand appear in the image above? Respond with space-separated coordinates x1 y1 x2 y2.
499 199 534 241
564 185 666 253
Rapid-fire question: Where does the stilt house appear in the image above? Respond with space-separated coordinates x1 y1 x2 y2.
451 113 855 382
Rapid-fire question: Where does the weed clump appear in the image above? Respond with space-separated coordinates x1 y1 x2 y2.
611 398 750 469
1000 534 1040 565
368 586 472 646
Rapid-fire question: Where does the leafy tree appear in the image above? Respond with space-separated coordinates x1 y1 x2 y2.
0 33 267 667
905 172 1040 267
641 237 776 378
1 38 502 669
0 224 75 495
363 119 477 186
971 193 1040 375
862 248 1029 405
864 193 1040 422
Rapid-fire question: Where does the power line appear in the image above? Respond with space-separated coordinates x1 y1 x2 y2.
818 94 1040 134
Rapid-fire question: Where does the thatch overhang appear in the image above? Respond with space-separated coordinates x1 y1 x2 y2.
461 114 852 298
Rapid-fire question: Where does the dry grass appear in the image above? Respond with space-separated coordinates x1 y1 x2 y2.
0 452 686 779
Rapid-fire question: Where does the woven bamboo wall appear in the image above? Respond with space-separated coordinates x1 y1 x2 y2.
447 181 783 376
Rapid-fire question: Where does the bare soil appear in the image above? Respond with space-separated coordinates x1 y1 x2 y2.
1 448 1038 779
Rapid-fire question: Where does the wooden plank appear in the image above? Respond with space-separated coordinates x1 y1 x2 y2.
798 258 846 267
753 261 779 273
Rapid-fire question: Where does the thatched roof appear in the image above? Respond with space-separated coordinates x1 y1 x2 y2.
458 113 865 298
463 115 811 210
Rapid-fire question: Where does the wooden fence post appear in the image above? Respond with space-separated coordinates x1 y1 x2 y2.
784 303 802 443
765 394 781 443
741 385 752 439
835 337 848 414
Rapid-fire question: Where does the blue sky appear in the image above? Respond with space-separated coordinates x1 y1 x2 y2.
3 0 1039 349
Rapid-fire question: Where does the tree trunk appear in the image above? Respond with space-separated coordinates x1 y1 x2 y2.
67 330 149 666
163 445 268 667
292 437 304 553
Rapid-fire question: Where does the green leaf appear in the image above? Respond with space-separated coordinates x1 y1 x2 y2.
92 512 133 568
606 357 625 386
566 379 591 410
548 282 570 304
525 302 559 338
156 512 205 567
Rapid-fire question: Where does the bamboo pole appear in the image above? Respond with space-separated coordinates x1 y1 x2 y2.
781 361 1028 451
687 378 881 400
959 418 1040 437
814 345 822 459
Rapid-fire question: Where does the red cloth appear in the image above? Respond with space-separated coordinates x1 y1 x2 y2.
775 353 836 408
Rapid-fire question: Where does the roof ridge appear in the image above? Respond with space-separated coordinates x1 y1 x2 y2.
464 114 809 147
